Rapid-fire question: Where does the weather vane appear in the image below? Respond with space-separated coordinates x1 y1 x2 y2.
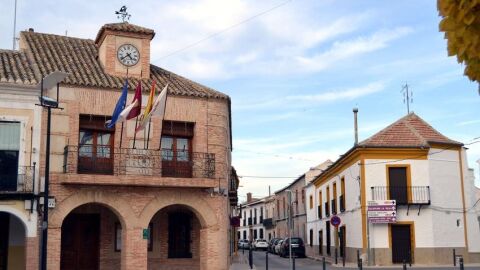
401 83 413 114
115 6 131 22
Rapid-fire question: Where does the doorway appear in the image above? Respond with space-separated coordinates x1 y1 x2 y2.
326 221 331 255
61 214 100 270
391 224 412 263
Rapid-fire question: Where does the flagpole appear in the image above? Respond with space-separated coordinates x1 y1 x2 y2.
146 117 152 149
119 67 129 149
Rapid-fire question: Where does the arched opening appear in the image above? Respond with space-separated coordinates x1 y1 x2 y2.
0 212 26 270
60 203 122 270
147 205 202 270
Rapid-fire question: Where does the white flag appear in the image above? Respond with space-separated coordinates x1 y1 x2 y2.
117 99 138 124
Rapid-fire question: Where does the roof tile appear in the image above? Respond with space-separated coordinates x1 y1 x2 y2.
358 113 462 147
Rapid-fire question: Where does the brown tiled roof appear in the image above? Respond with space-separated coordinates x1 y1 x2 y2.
0 49 37 85
95 22 155 44
358 113 462 148
19 31 228 99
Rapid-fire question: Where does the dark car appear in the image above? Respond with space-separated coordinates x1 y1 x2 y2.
280 237 305 258
268 238 281 253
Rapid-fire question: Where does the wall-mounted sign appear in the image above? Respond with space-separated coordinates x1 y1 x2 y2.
368 200 396 223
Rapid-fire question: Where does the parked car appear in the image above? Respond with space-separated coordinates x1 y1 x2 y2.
274 239 284 254
253 239 268 250
280 237 306 258
268 238 280 253
238 239 250 249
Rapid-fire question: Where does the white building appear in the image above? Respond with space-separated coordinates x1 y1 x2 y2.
0 50 41 270
306 113 480 265
238 193 268 242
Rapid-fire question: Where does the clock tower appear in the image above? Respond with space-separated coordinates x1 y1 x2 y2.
95 22 155 79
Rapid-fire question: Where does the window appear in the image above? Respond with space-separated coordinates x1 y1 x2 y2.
340 177 346 212
388 166 409 204
161 121 194 178
259 229 264 239
168 212 192 258
254 229 258 240
295 190 299 213
302 189 305 203
0 121 20 191
318 191 323 218
309 195 313 209
78 115 114 174
243 230 247 240
283 197 286 218
333 182 337 214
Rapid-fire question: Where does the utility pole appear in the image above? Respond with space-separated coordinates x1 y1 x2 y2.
401 83 413 114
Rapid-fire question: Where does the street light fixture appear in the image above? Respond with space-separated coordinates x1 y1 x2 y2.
36 71 69 270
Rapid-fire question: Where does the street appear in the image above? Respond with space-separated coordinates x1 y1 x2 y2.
249 250 480 270
251 250 328 270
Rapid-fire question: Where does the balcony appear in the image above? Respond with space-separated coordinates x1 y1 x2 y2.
371 186 430 205
324 202 330 217
263 218 274 229
331 199 337 215
248 217 252 226
0 165 36 199
339 195 345 212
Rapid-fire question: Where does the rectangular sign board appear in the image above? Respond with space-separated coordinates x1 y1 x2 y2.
368 200 396 223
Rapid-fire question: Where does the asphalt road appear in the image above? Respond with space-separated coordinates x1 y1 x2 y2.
252 250 332 270
250 250 480 270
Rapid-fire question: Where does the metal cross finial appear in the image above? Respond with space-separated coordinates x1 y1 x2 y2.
401 83 413 114
115 5 131 22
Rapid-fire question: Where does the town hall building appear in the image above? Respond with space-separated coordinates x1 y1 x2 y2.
0 22 236 270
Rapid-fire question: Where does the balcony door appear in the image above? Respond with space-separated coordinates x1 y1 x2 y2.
78 115 114 175
0 121 20 191
161 121 194 178
388 167 408 204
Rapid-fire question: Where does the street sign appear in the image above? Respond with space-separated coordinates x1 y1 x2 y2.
143 228 150 239
330 215 341 227
368 200 396 223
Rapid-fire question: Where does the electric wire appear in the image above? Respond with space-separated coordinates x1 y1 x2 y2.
152 0 292 62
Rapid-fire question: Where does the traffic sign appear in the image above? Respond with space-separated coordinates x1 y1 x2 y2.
330 215 341 227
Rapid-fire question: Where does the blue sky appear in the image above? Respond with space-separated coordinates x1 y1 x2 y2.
1 0 479 200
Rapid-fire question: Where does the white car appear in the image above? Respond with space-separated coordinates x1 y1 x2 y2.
253 239 268 250
275 240 284 254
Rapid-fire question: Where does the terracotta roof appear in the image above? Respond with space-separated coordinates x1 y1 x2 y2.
0 49 37 85
19 31 228 99
95 22 155 44
358 113 462 148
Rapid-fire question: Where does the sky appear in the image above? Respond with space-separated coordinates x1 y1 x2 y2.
1 0 479 202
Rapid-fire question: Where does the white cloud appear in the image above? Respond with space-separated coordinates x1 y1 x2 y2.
234 81 386 111
458 120 480 126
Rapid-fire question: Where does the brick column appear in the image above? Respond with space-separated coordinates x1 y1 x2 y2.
25 236 39 270
121 227 147 270
200 225 228 270
47 227 62 270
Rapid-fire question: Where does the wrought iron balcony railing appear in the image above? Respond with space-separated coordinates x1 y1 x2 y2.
263 218 274 229
63 145 215 178
371 186 430 205
0 165 35 196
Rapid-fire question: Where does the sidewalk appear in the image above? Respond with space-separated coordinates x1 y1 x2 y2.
230 251 256 270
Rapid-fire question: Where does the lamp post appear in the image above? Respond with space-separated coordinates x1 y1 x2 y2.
285 189 294 270
36 71 69 270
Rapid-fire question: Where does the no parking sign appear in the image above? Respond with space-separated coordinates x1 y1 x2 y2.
330 215 341 227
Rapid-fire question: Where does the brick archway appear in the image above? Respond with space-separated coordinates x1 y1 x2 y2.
138 191 218 229
49 190 135 229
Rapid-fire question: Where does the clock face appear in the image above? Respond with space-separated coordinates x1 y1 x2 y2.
117 44 140 67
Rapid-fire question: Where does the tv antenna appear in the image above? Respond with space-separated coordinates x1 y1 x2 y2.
401 83 413 114
115 6 131 22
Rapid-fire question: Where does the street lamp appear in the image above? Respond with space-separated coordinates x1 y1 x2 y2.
36 71 69 270
285 189 294 270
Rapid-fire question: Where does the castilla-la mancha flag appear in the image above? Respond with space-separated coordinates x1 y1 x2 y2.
135 83 169 133
118 81 142 123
